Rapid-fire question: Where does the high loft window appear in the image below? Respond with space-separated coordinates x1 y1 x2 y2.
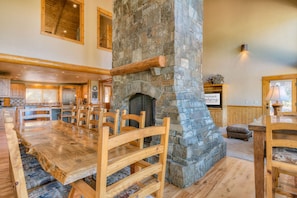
41 0 84 44
97 8 112 50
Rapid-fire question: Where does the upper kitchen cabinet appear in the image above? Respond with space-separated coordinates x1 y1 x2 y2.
10 83 26 98
0 78 11 97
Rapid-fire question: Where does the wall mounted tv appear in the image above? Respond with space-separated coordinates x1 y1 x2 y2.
204 92 222 108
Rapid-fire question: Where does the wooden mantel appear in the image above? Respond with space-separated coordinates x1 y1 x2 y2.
110 56 166 76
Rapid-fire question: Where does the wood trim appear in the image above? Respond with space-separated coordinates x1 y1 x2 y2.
110 56 166 76
227 105 263 125
0 53 111 76
262 74 297 81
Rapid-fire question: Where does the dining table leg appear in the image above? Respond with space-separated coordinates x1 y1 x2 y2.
253 130 265 198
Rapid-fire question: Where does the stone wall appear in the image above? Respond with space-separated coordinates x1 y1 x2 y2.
112 0 226 188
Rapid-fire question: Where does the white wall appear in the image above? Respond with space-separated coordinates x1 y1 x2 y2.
203 0 297 106
0 0 113 69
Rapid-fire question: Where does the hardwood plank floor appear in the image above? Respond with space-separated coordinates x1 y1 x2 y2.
163 157 255 198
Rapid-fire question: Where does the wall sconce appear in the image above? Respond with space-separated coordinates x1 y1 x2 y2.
240 44 248 52
265 85 283 116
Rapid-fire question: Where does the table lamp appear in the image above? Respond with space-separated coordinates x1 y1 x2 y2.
265 85 282 116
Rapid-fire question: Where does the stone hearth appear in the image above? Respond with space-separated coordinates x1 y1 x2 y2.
111 0 226 188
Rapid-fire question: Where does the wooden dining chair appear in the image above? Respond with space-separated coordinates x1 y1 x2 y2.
60 104 73 123
18 107 52 132
69 115 171 198
87 108 120 136
103 109 120 137
70 105 78 125
4 112 71 198
87 106 105 131
77 105 89 128
120 110 146 148
266 115 297 197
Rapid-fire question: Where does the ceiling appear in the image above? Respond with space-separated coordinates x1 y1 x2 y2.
0 61 111 84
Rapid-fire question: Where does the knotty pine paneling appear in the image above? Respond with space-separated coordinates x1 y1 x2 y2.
227 105 263 125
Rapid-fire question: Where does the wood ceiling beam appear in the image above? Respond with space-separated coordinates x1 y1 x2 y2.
110 56 166 76
0 53 111 76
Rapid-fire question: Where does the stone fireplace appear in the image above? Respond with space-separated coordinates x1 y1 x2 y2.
111 0 226 188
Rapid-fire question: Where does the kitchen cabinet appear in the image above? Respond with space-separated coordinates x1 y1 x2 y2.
0 78 10 97
10 83 26 98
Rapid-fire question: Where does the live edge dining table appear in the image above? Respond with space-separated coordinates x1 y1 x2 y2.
248 115 297 198
17 120 100 185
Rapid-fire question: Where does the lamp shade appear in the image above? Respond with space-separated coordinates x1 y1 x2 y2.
265 85 281 102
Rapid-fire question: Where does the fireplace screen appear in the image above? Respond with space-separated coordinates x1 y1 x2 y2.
129 93 156 128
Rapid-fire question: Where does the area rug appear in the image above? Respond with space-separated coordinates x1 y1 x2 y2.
219 127 254 162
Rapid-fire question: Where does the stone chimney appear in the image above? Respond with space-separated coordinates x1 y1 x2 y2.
111 0 226 188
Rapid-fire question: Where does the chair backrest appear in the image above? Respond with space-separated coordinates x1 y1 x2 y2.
70 105 79 125
120 110 146 148
19 107 52 132
60 104 73 122
70 116 171 198
87 108 120 136
86 106 104 130
265 115 297 197
77 105 89 128
103 109 120 137
4 117 28 198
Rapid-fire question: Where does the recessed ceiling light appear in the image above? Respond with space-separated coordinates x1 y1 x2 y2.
63 30 67 34
73 4 77 8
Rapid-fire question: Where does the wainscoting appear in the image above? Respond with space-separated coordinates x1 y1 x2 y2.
227 105 263 125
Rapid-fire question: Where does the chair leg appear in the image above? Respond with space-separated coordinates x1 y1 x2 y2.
267 168 274 198
272 167 279 189
68 187 82 198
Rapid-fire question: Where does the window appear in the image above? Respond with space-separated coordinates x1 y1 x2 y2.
269 80 293 112
41 0 84 44
26 88 58 103
103 85 112 103
97 8 112 50
262 74 297 114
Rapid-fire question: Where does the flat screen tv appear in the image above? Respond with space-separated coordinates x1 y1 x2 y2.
204 92 222 108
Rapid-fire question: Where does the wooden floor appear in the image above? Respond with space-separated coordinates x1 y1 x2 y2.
0 127 293 198
164 157 255 198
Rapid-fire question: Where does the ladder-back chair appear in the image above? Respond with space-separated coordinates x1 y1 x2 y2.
4 110 70 197
266 115 297 197
60 104 72 123
18 107 52 132
77 105 89 128
69 115 171 198
120 110 146 148
103 109 120 137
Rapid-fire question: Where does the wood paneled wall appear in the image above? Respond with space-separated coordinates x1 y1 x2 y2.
227 105 263 125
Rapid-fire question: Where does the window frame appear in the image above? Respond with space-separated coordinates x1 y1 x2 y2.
262 74 297 114
97 7 112 51
41 0 84 44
